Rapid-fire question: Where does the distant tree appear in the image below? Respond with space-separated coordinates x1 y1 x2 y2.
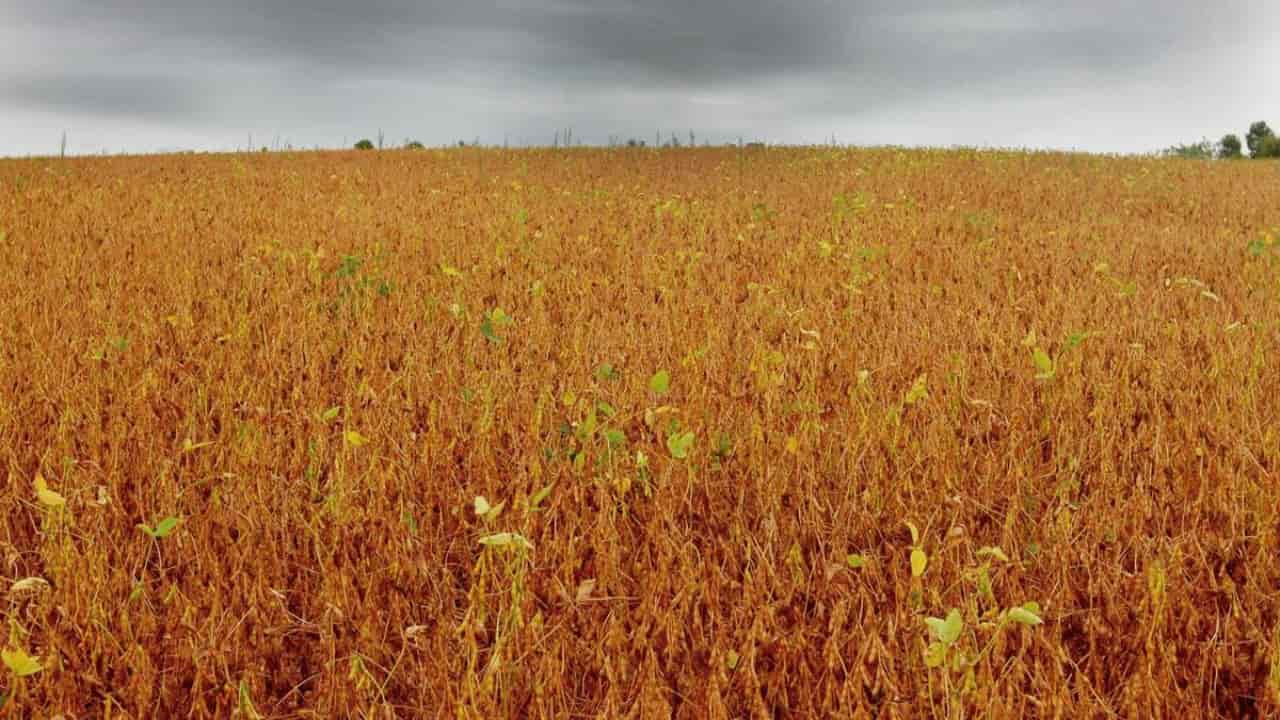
1259 134 1280 159
403 140 426 150
1217 134 1243 159
1246 121 1274 158
1163 139 1214 159
354 139 375 150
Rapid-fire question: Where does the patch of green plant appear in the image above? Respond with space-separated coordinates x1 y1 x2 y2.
137 516 181 539
480 307 513 343
594 363 620 382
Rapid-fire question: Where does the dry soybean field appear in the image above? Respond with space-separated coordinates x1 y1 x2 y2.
2 146 1280 718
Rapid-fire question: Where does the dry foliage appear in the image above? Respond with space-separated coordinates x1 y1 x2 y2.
1 146 1279 718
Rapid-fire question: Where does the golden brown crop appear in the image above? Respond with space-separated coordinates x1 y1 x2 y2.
0 146 1278 718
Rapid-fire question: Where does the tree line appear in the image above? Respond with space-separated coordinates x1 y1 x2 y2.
1166 121 1280 160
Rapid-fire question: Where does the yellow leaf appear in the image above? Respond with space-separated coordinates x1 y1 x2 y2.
8 577 49 596
478 532 534 551
182 439 215 453
976 546 1010 563
2 647 42 677
344 430 369 447
33 473 65 508
903 374 928 405
911 548 928 578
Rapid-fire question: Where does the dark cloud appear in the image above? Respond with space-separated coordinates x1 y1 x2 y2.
6 70 203 121
1 1 1276 154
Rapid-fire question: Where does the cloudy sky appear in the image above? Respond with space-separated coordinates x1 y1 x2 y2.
2 1 1276 156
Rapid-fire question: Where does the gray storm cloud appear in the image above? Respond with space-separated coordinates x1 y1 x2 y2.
1 1 1275 155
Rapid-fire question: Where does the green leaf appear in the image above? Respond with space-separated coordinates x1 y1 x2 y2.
604 429 627 448
579 405 598 440
152 516 181 538
480 316 500 343
924 610 963 644
528 484 554 512
1065 330 1100 350
473 496 491 516
2 647 42 677
594 363 620 382
1032 347 1055 379
713 431 733 459
648 370 671 395
489 307 512 326
846 553 868 569
924 641 947 668
667 430 695 459
903 374 928 405
975 546 1010 563
321 405 342 422
1006 604 1043 626
479 307 511 343
976 566 994 605
344 430 369 447
941 609 963 643
238 679 262 719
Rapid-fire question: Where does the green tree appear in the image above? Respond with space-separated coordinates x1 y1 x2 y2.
354 139 375 150
1259 135 1280 159
403 140 426 150
1246 121 1274 158
1164 139 1214 159
1218 134 1243 159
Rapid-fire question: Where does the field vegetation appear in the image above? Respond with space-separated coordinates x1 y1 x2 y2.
1 146 1279 717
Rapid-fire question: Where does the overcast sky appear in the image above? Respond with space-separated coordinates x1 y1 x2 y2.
2 1 1277 156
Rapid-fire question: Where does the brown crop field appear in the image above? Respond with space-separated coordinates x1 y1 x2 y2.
1 146 1279 718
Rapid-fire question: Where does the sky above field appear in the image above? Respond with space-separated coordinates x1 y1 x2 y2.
2 0 1277 156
